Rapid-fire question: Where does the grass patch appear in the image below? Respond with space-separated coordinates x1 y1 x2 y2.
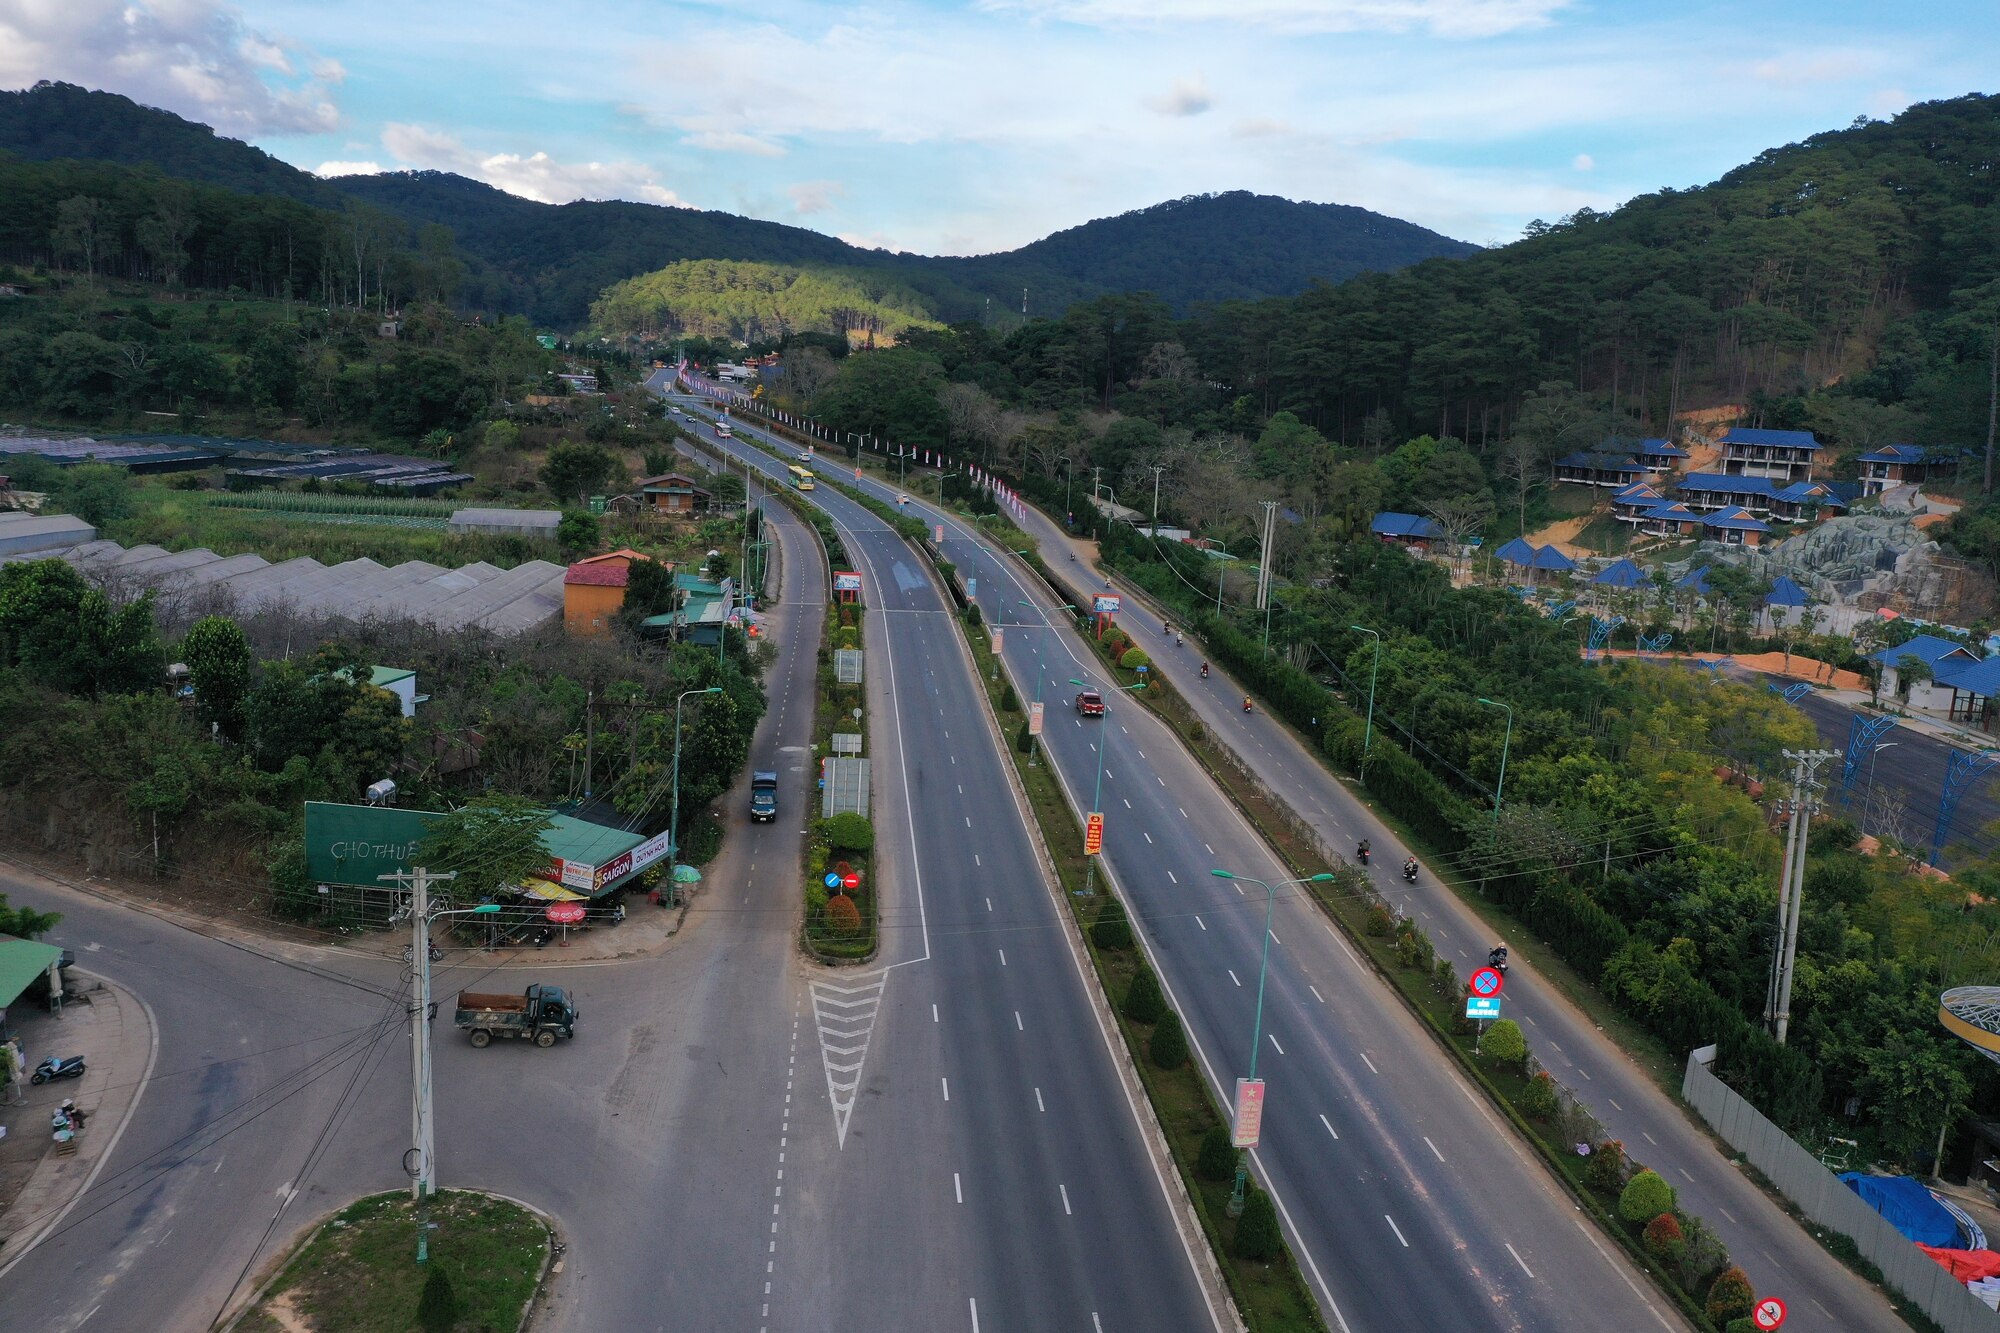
240 1190 548 1333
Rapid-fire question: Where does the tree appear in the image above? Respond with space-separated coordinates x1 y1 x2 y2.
824 812 874 852
1234 1185 1281 1261
1149 1009 1189 1068
0 891 60 940
420 795 555 903
416 1262 459 1333
51 195 116 276
1618 1169 1677 1224
52 463 132 528
1092 899 1133 950
483 419 522 451
134 182 198 288
1123 964 1166 1023
557 510 599 556
1855 1027 1974 1166
539 440 621 505
1705 1267 1754 1324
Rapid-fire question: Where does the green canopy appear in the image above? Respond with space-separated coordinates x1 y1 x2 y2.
0 936 63 1010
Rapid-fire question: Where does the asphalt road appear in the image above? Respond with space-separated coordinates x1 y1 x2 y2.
677 386 1682 1333
990 502 1906 1332
661 376 1223 1332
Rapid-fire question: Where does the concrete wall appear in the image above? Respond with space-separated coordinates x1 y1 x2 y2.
1683 1046 1995 1332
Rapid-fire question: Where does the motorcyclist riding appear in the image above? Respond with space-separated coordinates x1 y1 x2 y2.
1403 856 1419 882
1489 942 1509 973
1200 662 1209 679
1357 839 1371 866
1242 696 1253 713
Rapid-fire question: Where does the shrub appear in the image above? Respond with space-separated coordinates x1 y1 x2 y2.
804 884 829 918
824 893 862 937
1120 646 1152 671
483 419 522 451
1705 1267 1754 1324
1586 1139 1626 1193
1234 1186 1281 1261
1103 628 1131 658
557 509 599 554
1197 1126 1237 1182
1364 904 1394 937
1431 958 1459 998
1481 1018 1527 1067
1643 1212 1686 1263
1123 965 1167 1023
1618 1168 1676 1224
1016 720 1035 754
1520 1071 1560 1121
1150 1011 1189 1069
1725 1321 1755 1333
964 603 983 627
999 681 1020 712
823 812 874 853
417 1264 459 1332
1393 926 1433 970
1091 900 1133 951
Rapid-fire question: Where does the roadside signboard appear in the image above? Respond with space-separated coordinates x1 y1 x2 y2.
1470 966 1505 999
1092 593 1121 614
991 627 1004 653
1465 995 1503 1021
1232 1078 1266 1148
1084 812 1105 855
1028 701 1045 736
1752 1298 1787 1330
934 524 944 543
833 571 862 593
967 578 977 600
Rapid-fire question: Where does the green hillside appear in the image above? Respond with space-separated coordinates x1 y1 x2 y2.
590 260 943 343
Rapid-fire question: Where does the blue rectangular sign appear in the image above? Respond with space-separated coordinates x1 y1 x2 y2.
1465 996 1503 1021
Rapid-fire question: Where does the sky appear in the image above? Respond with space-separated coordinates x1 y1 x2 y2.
1 0 1995 256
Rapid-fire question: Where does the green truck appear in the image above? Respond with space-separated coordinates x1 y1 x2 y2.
455 985 579 1048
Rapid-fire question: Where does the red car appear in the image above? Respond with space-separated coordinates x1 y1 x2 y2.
1074 690 1105 717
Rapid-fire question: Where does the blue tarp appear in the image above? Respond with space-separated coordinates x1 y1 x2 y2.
1594 559 1645 588
1839 1174 1962 1247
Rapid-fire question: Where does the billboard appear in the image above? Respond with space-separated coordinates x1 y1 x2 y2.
1092 594 1121 614
833 571 862 593
305 802 436 886
593 828 674 890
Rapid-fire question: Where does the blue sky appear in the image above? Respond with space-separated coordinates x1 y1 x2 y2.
2 0 1994 255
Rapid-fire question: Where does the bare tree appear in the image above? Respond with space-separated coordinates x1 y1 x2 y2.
779 347 838 402
940 382 1003 462
1142 340 1196 383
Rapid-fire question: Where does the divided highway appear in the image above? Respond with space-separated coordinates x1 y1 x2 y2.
657 374 1224 1333
671 383 1678 1332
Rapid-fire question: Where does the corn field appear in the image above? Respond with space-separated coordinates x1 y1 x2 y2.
200 491 459 519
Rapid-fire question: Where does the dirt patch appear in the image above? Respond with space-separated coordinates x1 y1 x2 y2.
1592 648 1865 691
1523 514 1596 559
262 1290 313 1333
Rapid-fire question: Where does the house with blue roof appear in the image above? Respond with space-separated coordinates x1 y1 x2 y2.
1610 483 1664 524
1554 452 1649 489
1637 501 1703 538
1768 479 1855 523
1859 444 1960 496
1632 437 1690 469
1370 512 1445 546
1718 426 1822 484
1699 507 1769 546
1674 472 1780 514
1868 634 1981 712
1935 655 2000 729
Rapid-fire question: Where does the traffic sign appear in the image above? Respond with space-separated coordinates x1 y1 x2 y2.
1466 995 1502 1021
1470 966 1505 998
1232 1078 1266 1148
1751 1297 1787 1330
842 872 860 890
1084 811 1105 855
822 872 841 889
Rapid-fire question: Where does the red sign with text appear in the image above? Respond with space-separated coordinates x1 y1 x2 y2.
1084 812 1104 855
1233 1078 1266 1148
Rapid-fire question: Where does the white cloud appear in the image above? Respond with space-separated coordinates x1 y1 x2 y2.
789 180 847 215
379 122 686 206
315 159 383 176
681 130 787 158
1148 76 1212 117
0 0 342 134
1572 152 1593 170
979 0 1571 37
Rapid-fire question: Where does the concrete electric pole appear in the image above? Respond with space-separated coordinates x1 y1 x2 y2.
381 866 457 1203
1765 749 1838 1043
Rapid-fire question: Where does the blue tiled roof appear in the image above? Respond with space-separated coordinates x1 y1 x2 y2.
1371 512 1444 539
1613 482 1661 502
1858 444 1931 465
1938 655 2000 697
1867 633 1980 668
1643 502 1701 521
1556 452 1646 472
1702 508 1769 532
1773 481 1849 507
1677 566 1712 593
1593 559 1645 587
1494 538 1538 565
1677 473 1779 497
1530 546 1576 571
1765 575 1809 607
1634 437 1689 459
1720 427 1822 451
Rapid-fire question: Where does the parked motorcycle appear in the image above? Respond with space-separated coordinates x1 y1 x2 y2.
32 1055 86 1085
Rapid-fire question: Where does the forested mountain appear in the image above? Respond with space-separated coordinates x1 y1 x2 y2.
0 83 1473 326
590 259 941 342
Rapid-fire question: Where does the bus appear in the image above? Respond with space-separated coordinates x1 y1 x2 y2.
788 465 816 491
713 416 733 439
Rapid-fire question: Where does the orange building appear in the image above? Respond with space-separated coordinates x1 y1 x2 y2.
564 549 656 636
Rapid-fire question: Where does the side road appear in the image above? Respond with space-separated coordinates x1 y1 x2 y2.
1024 506 1902 1333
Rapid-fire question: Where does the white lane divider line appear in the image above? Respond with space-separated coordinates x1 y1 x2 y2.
1167 870 1178 883
1228 970 1242 987
942 1077 950 1101
811 972 887 1149
1384 1214 1409 1247
1035 1087 1046 1112
1195 915 1206 930
955 1173 964 1203
1505 1242 1535 1279
1319 1113 1339 1140
1423 1136 1445 1163
1309 985 1325 1004
1360 1052 1379 1075
1060 1184 1073 1216
1015 1011 1024 1031
1268 1033 1285 1056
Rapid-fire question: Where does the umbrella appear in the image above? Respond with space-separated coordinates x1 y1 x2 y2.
545 900 586 924
1494 538 1537 567
1593 559 1644 588
673 864 702 883
1765 575 1808 607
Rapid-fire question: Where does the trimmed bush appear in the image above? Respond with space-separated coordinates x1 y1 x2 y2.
964 603 983 627
1091 900 1133 951
1015 720 1035 754
1618 1168 1676 1225
417 1264 459 1332
823 812 874 853
1235 1186 1282 1261
804 884 829 918
1726 1321 1755 1333
1120 646 1152 671
1432 957 1459 998
824 893 862 937
1123 965 1167 1023
1520 1071 1560 1121
1197 1125 1236 1182
1643 1212 1686 1263
1364 904 1394 937
1705 1267 1754 1324
1150 1011 1189 1069
1586 1138 1627 1193
999 681 1020 712
1481 1018 1527 1067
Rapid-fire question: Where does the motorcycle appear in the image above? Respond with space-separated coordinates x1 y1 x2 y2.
1200 663 1210 679
32 1055 86 1085
1488 946 1509 975
1242 697 1254 713
403 942 443 964
1357 842 1371 866
1402 860 1419 884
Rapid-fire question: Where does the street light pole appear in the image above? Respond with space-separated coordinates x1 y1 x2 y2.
1351 626 1380 771
1477 697 1513 820
1209 868 1333 1217
1071 674 1145 896
671 686 724 887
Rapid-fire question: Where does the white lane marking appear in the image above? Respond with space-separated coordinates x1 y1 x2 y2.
1228 970 1241 987
1320 1113 1339 1140
1548 1041 1564 1053
932 1004 939 1023
1573 1218 1673 1329
1178 806 1188 818
1309 985 1325 1003
999 949 1007 966
1123 798 1133 809
970 1297 979 1331
1205 843 1214 854
1578 1068 1592 1080
1607 1098 1622 1112
955 1173 964 1203
1423 1136 1445 1163
1035 1087 1045 1112
811 973 888 1149
1143 832 1153 844
1268 1033 1285 1056
1641 1132 1657 1145
1270 929 1281 945
1195 915 1206 930
1384 1215 1409 1247
942 1078 950 1101
1505 1242 1536 1279
1060 1184 1073 1216
986 897 992 911
1718 1207 1737 1224
1167 870 1178 883
1677 1167 1694 1182
1360 1052 1379 1074
1016 1011 1024 1031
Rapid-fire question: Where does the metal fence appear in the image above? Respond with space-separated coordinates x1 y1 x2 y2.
1683 1044 1998 1331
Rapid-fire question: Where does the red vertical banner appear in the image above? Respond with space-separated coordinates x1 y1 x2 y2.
1233 1078 1266 1148
1084 812 1105 855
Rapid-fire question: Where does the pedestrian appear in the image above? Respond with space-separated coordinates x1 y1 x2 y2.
68 1104 87 1131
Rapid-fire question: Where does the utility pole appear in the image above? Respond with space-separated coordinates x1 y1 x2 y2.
1768 748 1839 1043
1150 465 1165 532
381 866 456 1206
583 690 594 798
1255 500 1277 613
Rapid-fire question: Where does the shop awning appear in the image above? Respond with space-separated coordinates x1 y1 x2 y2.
516 878 587 902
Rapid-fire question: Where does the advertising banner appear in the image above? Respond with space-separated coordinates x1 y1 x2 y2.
833 572 862 593
1233 1078 1266 1148
1092 594 1121 614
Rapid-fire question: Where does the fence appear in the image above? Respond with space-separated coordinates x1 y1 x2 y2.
1683 1044 1998 1331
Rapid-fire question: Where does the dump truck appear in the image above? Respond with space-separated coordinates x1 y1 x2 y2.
750 770 779 822
455 984 579 1048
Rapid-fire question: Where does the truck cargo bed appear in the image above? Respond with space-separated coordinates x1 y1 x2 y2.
457 991 529 1013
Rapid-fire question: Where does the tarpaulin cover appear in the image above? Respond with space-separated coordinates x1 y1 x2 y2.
1919 1245 2000 1282
1840 1173 1962 1247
